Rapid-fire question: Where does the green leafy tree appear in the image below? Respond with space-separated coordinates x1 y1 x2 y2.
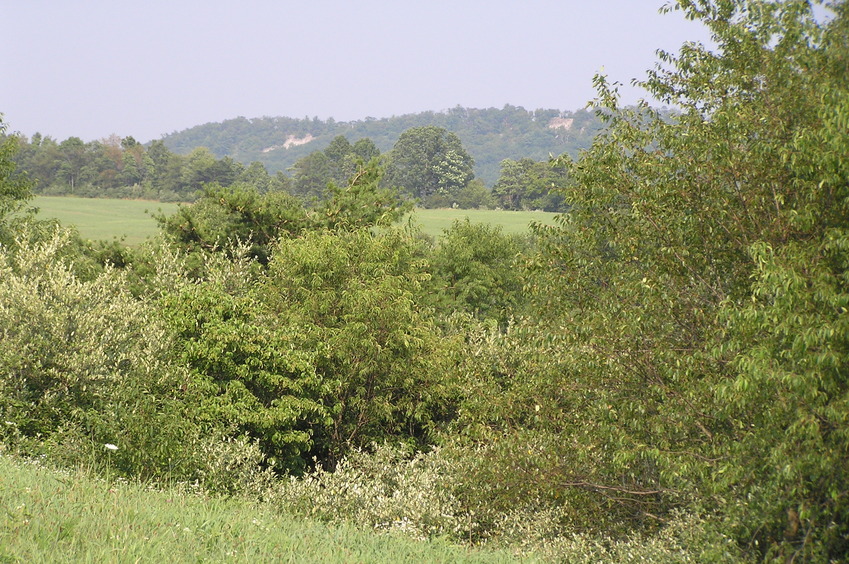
456 1 849 559
491 158 569 211
180 147 220 193
146 140 185 197
430 219 525 323
322 135 353 179
57 137 87 192
351 137 380 163
262 228 458 464
289 150 331 202
238 160 273 192
290 136 382 203
709 4 849 558
156 182 309 268
315 157 411 232
0 118 33 246
160 273 327 474
386 126 474 203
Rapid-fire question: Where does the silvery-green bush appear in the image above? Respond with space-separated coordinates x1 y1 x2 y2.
0 227 210 482
274 444 466 541
270 443 742 561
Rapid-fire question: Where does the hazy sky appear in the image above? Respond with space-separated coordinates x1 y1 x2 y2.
2 1 714 143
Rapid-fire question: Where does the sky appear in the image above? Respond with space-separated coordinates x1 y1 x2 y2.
1 1 715 143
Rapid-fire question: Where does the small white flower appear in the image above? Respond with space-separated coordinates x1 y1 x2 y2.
104 443 118 451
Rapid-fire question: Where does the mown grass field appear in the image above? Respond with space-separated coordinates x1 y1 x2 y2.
404 208 560 238
0 455 530 563
32 196 560 245
32 196 180 246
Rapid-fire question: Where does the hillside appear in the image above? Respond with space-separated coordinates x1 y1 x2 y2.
0 455 528 563
158 105 604 186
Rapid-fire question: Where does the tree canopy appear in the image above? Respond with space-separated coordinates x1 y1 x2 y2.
385 126 475 203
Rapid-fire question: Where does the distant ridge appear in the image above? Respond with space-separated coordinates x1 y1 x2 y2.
158 105 604 186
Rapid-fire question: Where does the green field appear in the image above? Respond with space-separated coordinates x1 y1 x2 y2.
32 196 561 245
33 196 180 246
404 208 559 238
0 455 528 563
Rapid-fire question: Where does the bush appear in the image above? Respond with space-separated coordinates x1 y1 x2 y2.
262 228 460 465
271 443 744 562
0 227 217 484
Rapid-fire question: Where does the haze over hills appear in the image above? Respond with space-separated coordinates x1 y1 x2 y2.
158 105 605 186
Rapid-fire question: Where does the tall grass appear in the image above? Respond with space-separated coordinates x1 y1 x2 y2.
0 455 529 563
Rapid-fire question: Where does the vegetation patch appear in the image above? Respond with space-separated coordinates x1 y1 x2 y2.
2 2 848 561
0 455 524 563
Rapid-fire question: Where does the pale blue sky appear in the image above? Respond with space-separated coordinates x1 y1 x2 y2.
2 1 713 142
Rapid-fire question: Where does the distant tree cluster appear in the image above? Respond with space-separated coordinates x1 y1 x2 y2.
491 157 570 211
8 127 571 211
289 127 569 211
7 134 291 201
289 135 380 202
159 106 604 186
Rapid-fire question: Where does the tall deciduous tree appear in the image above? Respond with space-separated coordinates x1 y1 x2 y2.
386 126 474 202
0 117 34 247
458 1 849 559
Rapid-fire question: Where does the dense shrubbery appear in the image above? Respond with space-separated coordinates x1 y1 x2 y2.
0 228 209 481
2 2 848 561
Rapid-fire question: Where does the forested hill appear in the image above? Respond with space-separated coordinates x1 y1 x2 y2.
158 105 604 186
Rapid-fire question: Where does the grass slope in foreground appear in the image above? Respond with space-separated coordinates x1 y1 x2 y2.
0 455 529 563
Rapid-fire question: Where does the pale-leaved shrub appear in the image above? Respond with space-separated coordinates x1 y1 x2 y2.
0 227 201 480
271 443 744 562
273 443 466 541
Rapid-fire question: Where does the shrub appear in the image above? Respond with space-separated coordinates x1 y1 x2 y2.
0 227 208 482
262 228 460 465
271 443 744 562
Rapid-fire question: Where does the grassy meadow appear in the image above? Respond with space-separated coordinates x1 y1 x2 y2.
403 208 560 238
32 196 559 245
32 196 180 246
0 455 529 563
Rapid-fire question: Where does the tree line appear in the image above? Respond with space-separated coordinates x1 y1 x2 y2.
158 105 604 185
8 125 572 211
1 1 847 560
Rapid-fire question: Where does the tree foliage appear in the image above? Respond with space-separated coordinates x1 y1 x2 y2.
430 219 525 324
458 0 849 559
491 157 569 211
385 126 475 202
2 2 848 560
155 158 408 272
8 133 285 202
262 228 458 464
0 117 34 247
155 183 309 268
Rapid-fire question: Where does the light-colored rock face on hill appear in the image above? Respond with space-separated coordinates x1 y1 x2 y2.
262 134 315 153
547 117 574 131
